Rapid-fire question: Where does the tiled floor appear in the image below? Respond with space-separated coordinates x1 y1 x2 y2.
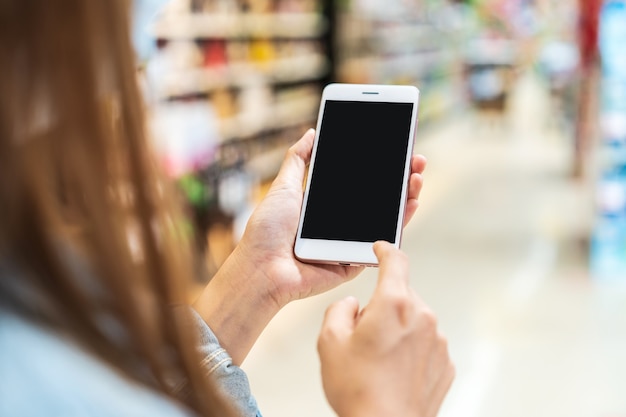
243 74 626 417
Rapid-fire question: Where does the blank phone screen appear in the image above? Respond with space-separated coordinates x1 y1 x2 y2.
301 100 414 243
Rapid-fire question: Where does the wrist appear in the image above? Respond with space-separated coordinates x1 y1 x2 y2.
192 244 281 365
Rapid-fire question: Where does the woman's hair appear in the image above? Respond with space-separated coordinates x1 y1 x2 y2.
0 1 232 416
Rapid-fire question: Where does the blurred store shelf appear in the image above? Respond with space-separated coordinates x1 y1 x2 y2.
152 54 329 99
217 93 319 142
151 13 328 39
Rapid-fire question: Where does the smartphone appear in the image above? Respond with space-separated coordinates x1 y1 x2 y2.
294 83 420 266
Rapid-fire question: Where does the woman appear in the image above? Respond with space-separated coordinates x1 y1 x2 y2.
0 1 454 416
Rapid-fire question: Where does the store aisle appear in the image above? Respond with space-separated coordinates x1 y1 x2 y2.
243 74 626 417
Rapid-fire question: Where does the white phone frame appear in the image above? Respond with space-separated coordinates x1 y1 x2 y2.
294 83 420 266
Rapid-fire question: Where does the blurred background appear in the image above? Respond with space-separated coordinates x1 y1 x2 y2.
134 0 626 416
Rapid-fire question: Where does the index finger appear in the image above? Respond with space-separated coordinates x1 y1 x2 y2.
373 241 410 294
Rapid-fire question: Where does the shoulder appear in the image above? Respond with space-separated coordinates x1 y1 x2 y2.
0 313 194 417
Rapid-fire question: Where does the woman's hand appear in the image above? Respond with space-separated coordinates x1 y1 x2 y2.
238 128 427 307
194 129 427 364
318 241 455 417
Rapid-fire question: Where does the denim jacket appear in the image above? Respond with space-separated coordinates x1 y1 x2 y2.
0 309 261 417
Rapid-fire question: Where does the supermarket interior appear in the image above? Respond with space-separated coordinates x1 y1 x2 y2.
135 0 626 416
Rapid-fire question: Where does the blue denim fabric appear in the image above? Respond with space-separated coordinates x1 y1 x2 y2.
0 311 261 417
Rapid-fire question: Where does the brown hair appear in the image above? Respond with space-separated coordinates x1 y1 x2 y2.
0 1 232 416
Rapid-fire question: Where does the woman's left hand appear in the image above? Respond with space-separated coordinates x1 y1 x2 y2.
238 128 426 306
194 129 427 364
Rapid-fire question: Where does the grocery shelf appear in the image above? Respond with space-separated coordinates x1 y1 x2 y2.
154 54 329 98
334 6 467 123
217 94 319 142
152 13 328 40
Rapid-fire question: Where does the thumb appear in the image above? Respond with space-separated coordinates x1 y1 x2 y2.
272 128 315 190
320 296 360 340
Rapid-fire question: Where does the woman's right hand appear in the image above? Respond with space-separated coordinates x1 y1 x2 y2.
317 241 455 417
